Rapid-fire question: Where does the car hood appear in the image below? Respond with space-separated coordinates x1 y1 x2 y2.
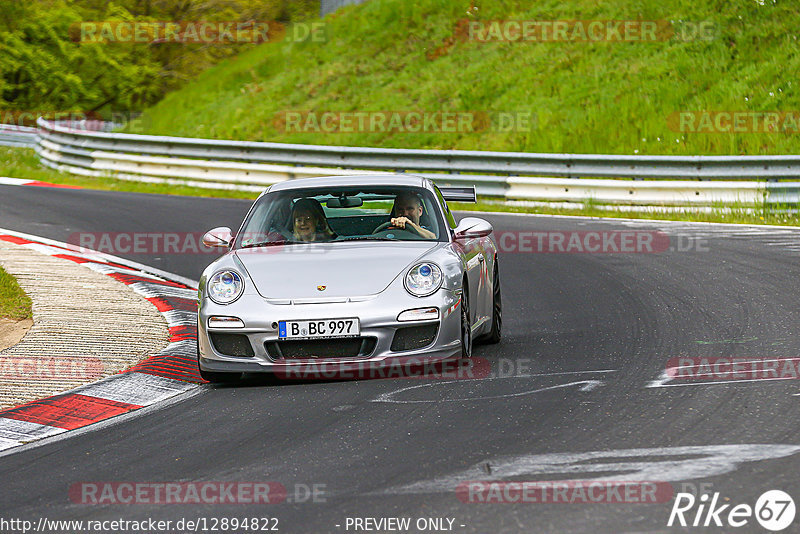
235 241 439 299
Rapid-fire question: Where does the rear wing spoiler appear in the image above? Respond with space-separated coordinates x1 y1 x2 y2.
439 186 477 203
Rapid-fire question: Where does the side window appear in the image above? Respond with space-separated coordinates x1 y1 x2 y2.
434 185 457 229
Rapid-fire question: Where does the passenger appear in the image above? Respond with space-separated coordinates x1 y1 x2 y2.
389 192 436 239
291 198 335 242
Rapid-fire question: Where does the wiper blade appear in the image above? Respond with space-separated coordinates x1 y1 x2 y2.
336 236 396 242
240 240 297 248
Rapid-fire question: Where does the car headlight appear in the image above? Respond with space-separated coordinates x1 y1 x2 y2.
404 262 443 297
207 270 244 304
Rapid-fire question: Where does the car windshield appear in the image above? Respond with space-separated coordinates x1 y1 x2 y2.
235 186 446 248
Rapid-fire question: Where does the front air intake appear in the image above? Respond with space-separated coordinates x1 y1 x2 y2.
265 337 377 360
209 333 255 357
391 324 439 352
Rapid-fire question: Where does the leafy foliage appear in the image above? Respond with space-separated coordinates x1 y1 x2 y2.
0 0 318 116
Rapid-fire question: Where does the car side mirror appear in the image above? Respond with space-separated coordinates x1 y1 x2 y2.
202 227 233 248
454 217 493 239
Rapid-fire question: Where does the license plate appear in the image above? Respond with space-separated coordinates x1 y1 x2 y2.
278 318 360 340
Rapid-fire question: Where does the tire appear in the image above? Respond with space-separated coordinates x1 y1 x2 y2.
199 368 243 384
197 337 242 384
460 282 473 359
485 257 502 344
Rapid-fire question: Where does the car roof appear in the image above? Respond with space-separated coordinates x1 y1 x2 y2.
267 174 429 193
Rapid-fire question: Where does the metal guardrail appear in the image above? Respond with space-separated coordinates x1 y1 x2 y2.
320 0 370 16
23 118 800 205
0 125 38 147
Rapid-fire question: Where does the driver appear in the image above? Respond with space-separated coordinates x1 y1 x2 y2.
388 192 436 239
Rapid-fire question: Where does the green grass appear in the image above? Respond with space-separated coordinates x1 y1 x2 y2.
128 0 800 156
0 266 32 321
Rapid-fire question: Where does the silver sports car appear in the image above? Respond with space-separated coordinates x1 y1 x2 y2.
197 174 501 383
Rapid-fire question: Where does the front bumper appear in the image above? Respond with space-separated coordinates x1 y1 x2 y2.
198 288 462 374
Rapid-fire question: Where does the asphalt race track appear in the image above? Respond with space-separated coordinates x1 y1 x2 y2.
2 184 800 533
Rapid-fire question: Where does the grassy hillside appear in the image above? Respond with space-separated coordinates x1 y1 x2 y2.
132 0 797 155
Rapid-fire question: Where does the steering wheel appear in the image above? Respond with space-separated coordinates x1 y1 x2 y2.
372 221 423 237
372 221 396 234
371 228 424 240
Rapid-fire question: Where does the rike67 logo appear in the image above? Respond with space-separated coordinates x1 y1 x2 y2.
668 490 795 531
